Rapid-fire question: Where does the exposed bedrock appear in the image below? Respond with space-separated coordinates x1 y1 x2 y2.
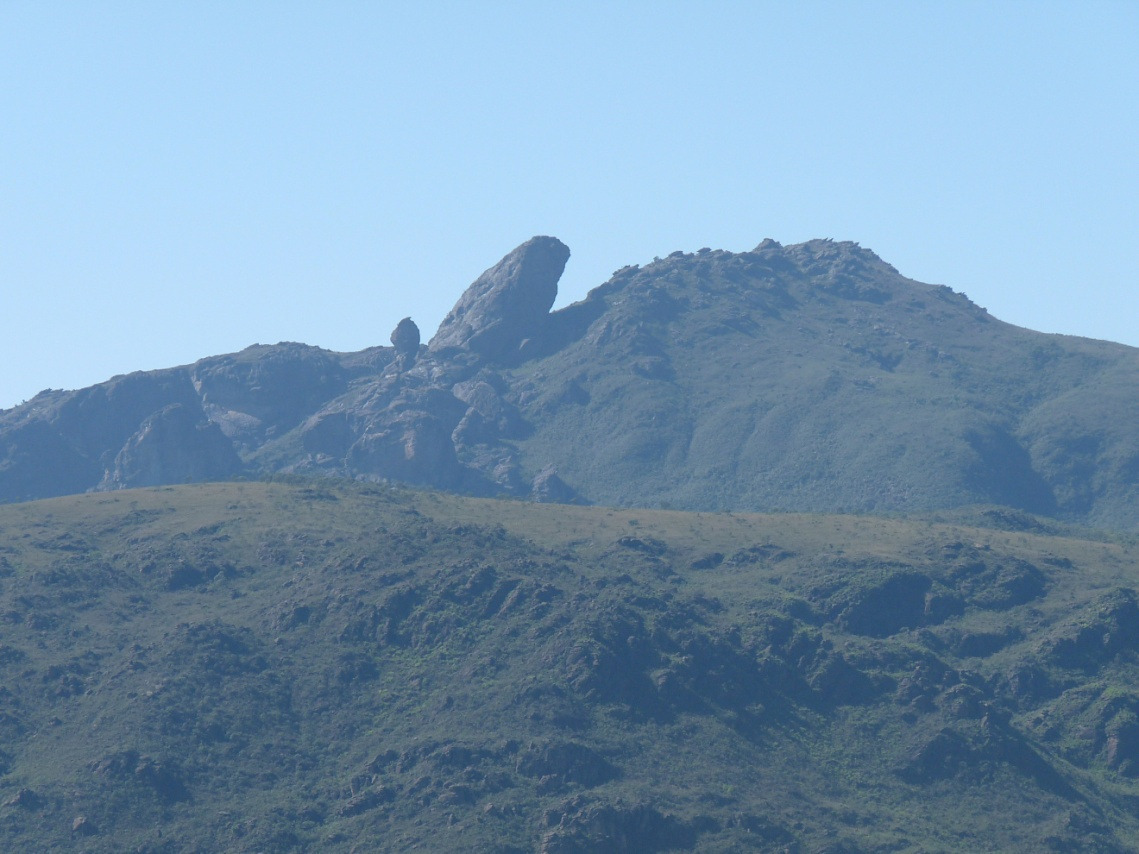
429 236 570 362
100 403 242 490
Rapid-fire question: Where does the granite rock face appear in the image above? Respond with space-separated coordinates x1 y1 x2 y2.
429 236 570 362
100 403 241 490
192 343 348 449
0 371 207 502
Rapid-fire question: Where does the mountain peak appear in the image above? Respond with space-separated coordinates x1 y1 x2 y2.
2 234 1137 530
428 236 570 361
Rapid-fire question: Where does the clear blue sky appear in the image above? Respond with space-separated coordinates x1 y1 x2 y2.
2 1 1136 410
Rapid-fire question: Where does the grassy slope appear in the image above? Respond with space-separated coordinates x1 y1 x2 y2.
506 246 1139 528
1 480 1139 851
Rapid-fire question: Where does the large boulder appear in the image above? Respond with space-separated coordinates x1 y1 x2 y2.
390 317 420 355
429 236 570 362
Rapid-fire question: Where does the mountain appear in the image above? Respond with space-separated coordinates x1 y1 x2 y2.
2 479 1139 851
5 236 1139 850
3 236 1138 529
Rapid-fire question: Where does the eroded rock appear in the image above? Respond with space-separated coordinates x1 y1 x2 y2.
100 403 241 490
541 796 696 853
430 236 570 362
347 411 462 488
390 317 421 370
532 465 581 504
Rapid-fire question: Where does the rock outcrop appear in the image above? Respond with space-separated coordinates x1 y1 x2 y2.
429 236 570 362
100 403 242 490
390 317 420 370
192 343 348 448
346 409 463 489
531 465 580 504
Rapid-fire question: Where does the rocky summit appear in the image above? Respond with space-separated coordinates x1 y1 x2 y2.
428 235 570 361
2 236 1138 530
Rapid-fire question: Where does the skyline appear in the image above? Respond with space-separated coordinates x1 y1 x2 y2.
3 2 1137 409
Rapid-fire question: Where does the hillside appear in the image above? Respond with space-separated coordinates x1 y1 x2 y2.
2 237 1138 529
2 480 1139 851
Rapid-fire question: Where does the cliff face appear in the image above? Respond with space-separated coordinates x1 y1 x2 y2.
2 236 1138 529
99 403 241 490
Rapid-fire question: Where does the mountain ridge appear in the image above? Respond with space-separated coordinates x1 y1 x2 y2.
3 236 1137 529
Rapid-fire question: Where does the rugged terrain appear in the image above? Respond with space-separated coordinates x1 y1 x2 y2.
3 236 1138 529
4 235 1138 849
1 480 1139 851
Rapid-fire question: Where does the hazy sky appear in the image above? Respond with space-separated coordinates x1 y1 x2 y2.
2 2 1137 410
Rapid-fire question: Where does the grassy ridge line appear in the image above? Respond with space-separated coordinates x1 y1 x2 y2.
423 489 1135 583
18 480 1130 588
2 480 1139 851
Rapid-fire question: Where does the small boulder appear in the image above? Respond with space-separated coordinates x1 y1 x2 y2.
3 788 40 809
531 465 582 504
390 317 421 370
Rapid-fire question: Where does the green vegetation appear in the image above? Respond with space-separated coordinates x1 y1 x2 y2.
507 244 1139 529
1 479 1139 851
